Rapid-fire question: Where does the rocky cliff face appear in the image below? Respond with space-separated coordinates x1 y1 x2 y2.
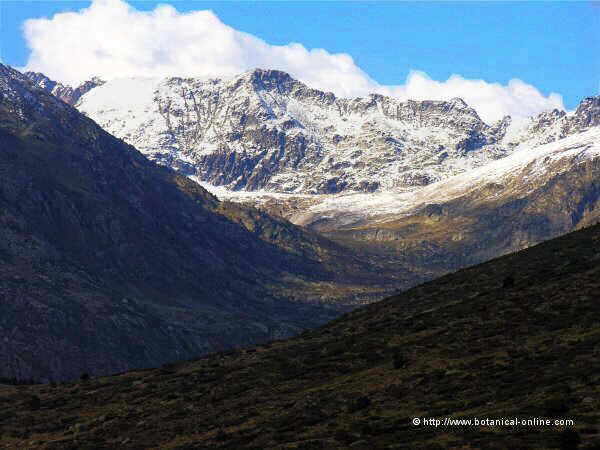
297 126 600 277
74 69 517 194
24 71 105 106
69 64 600 286
0 64 399 382
208 122 600 283
68 64 600 271
27 68 599 200
503 96 600 150
34 69 599 198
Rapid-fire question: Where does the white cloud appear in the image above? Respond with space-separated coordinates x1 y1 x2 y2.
22 0 564 123
380 72 565 124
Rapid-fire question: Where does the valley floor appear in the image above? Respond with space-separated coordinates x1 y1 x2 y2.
2 223 599 449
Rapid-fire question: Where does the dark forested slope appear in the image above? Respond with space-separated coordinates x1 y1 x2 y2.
2 219 599 449
0 64 399 382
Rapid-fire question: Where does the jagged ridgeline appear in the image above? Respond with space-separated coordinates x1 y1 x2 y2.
296 126 600 273
8 64 600 384
31 68 596 199
66 69 517 193
24 71 104 106
0 65 401 381
26 69 599 198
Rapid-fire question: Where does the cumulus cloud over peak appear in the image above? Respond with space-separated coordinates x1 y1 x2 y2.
379 71 565 125
22 0 564 123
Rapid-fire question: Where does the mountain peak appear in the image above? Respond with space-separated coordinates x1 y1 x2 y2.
21 70 104 106
1 63 391 381
88 76 105 84
449 97 468 107
242 67 296 89
28 63 596 196
2 64 33 83
574 95 600 129
578 95 600 106
249 67 293 79
1 64 73 122
23 70 57 90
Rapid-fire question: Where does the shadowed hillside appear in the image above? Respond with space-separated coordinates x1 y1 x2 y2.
0 64 403 382
2 222 599 449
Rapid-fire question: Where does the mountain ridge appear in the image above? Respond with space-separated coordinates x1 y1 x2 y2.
74 69 598 196
28 69 597 198
24 71 105 106
66 69 518 193
22 65 600 305
0 64 402 382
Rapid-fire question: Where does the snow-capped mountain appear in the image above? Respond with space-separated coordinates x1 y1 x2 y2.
1 63 404 381
503 96 600 150
291 125 600 281
23 67 600 255
24 71 105 106
74 69 520 194
199 122 600 234
294 126 600 230
31 68 598 198
6 62 600 380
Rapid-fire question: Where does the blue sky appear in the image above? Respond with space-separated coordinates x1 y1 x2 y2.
0 1 598 113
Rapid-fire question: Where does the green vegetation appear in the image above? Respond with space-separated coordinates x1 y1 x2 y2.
2 222 599 448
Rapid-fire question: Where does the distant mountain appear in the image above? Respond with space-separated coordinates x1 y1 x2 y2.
74 69 517 194
201 96 600 282
5 220 600 449
31 70 598 199
0 64 399 382
283 125 600 277
296 124 600 227
503 96 600 149
33 67 600 295
24 71 105 106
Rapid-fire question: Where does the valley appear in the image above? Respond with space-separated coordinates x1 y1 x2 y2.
2 219 599 449
8 65 598 384
1 2 598 449
33 68 599 290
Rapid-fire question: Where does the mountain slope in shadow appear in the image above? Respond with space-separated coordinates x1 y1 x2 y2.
3 220 599 448
0 64 401 382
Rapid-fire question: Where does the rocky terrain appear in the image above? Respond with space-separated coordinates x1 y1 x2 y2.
24 72 104 106
0 64 402 382
504 96 600 149
68 69 599 198
296 126 600 273
72 69 518 194
28 67 600 311
196 99 600 283
28 69 599 204
2 221 599 449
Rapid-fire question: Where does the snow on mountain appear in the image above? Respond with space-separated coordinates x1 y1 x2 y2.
292 126 600 229
25 67 599 219
76 68 519 194
3 62 412 381
24 71 105 106
502 97 600 151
